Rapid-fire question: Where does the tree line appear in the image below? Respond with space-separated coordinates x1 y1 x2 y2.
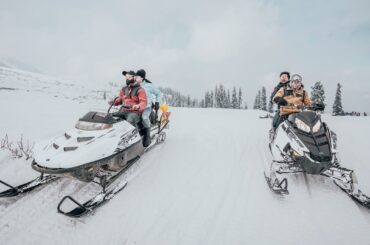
159 85 248 109
159 82 349 115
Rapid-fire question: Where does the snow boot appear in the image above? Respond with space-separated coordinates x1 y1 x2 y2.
143 128 151 147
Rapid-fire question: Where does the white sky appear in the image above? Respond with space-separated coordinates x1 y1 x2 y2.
1 0 369 111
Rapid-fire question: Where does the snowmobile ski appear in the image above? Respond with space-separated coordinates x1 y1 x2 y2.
57 180 128 218
334 181 370 208
57 156 140 218
264 172 289 195
0 174 59 198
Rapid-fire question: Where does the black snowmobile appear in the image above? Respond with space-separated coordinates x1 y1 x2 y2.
265 104 370 208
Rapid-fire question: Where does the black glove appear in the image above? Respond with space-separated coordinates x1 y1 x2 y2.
313 103 325 111
154 102 160 110
274 97 288 106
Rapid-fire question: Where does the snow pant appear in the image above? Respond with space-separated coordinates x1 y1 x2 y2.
119 111 141 128
274 114 288 128
272 111 280 129
142 107 152 129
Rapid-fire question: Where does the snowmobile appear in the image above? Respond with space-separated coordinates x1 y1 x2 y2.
265 103 370 208
0 101 170 217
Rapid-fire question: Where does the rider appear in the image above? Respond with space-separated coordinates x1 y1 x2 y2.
134 69 163 147
270 71 291 129
272 74 311 127
270 71 290 101
111 70 147 130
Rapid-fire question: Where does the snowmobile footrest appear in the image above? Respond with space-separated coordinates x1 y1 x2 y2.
57 195 88 217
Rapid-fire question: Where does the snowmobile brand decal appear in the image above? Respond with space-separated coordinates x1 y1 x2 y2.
116 129 139 151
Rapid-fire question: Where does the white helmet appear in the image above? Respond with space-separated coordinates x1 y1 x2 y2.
290 74 302 90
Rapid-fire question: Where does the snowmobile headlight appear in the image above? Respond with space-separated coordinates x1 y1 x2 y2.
75 121 112 131
295 118 310 133
312 121 321 133
292 150 301 157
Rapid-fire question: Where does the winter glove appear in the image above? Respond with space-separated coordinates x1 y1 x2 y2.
154 102 160 110
312 103 325 111
274 97 288 106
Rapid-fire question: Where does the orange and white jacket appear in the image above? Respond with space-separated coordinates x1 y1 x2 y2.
273 85 312 115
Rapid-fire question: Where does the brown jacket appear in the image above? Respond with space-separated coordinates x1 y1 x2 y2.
273 85 312 115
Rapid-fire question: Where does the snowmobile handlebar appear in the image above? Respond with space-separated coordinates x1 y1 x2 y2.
286 103 325 112
108 97 132 113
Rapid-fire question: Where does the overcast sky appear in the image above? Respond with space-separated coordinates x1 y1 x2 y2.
1 0 369 111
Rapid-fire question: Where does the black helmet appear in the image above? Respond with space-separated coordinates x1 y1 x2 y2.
136 69 146 79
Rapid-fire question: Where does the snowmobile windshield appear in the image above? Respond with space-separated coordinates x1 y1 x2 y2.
75 112 117 130
78 112 117 124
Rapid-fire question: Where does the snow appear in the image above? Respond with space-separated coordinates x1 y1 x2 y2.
1 67 370 245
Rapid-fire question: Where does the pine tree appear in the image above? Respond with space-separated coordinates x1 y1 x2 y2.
214 86 219 108
260 87 267 111
226 89 231 108
231 87 238 109
311 81 326 108
253 92 259 109
332 83 344 115
210 91 214 107
218 84 226 108
201 99 205 108
238 88 243 109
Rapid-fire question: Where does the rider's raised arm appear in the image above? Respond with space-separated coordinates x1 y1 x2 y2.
272 87 285 104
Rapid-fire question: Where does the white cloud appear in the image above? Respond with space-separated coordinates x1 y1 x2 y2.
0 0 369 111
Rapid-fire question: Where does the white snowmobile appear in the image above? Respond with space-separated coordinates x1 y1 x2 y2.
265 104 370 208
0 101 170 217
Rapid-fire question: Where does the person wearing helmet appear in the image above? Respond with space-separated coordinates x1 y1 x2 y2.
134 69 163 147
272 74 311 128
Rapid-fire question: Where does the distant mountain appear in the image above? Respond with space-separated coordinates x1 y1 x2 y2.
0 57 41 73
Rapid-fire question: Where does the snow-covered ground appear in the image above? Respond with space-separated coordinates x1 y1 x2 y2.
1 67 370 245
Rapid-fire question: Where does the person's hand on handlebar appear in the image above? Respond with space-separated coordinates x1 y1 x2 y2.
132 105 140 110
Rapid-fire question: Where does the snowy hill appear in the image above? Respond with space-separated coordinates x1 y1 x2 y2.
0 57 41 74
0 70 370 245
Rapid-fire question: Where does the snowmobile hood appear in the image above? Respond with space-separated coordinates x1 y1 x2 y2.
33 120 141 170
